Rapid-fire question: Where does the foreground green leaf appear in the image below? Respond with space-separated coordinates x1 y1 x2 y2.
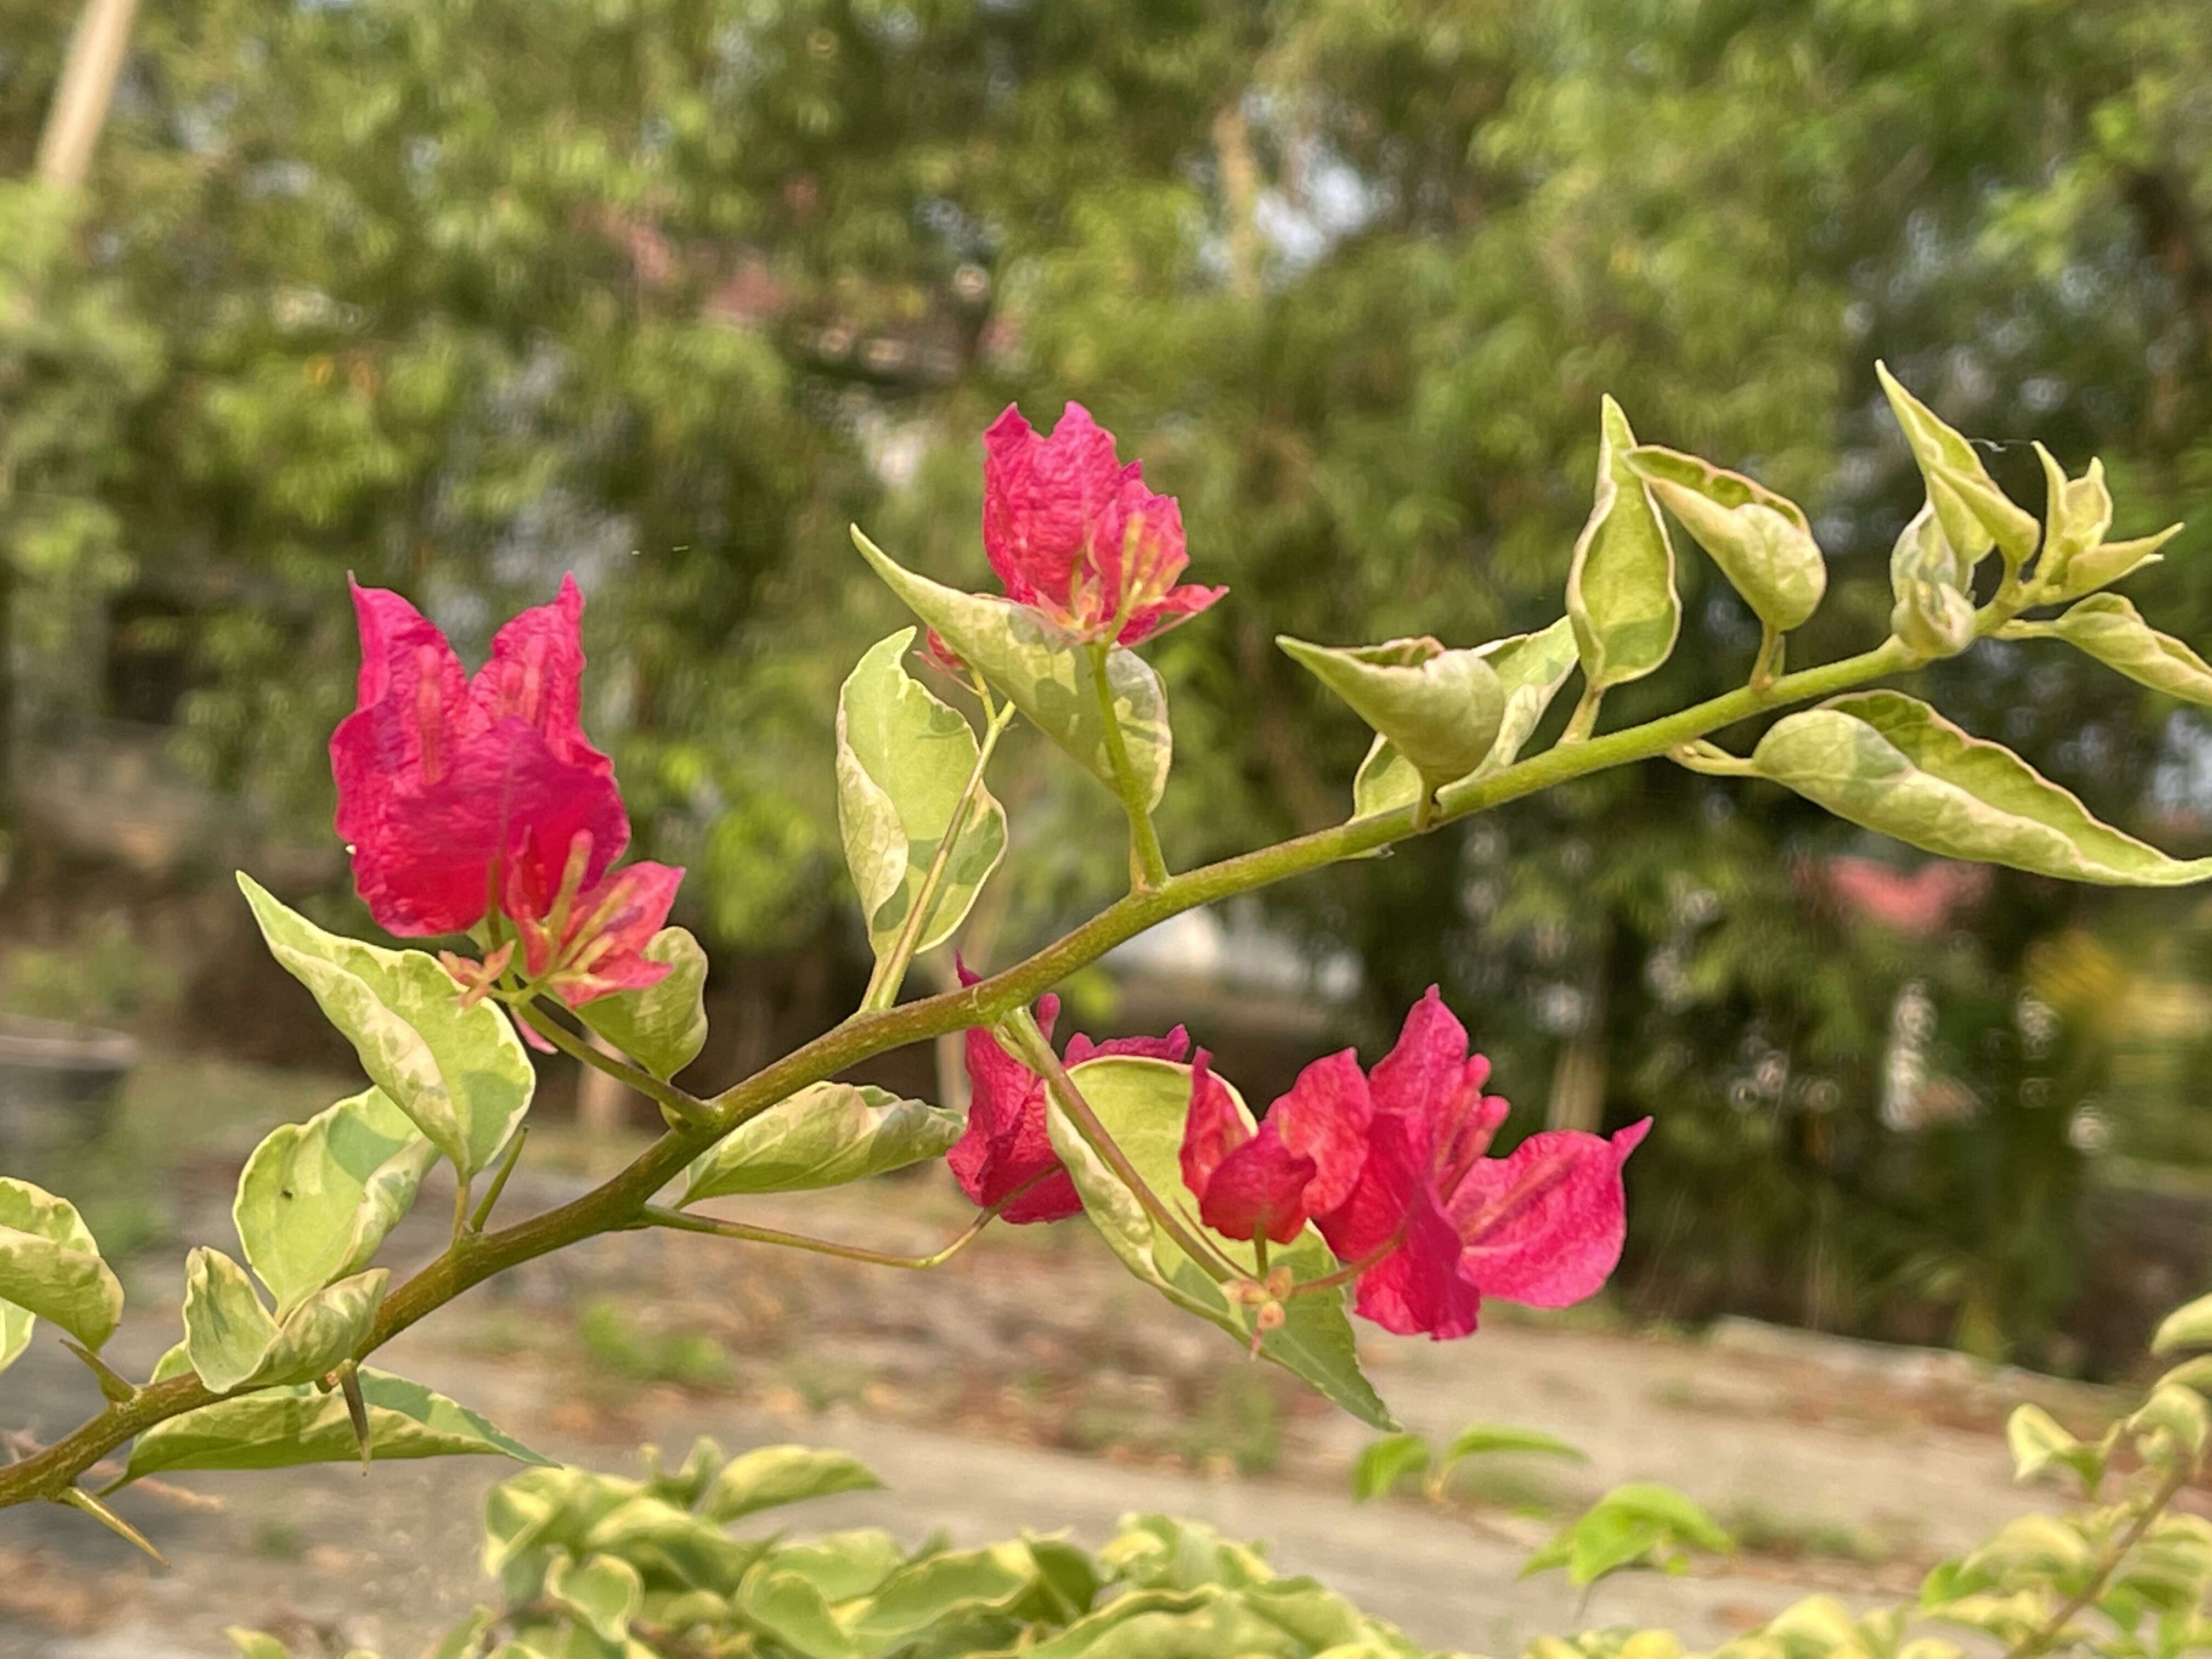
2024 594 2212 706
836 629 1008 962
701 1445 884 1523
851 529 1171 810
1877 362 2038 569
2154 1293 2212 1353
1753 691 2212 886
1048 1054 1396 1430
1566 397 1680 693
1350 1434 1432 1501
183 1245 387 1391
1888 505 1977 661
1629 445 1826 632
121 1365 550 1484
1278 635 1504 793
545 1553 642 1645
0 1176 122 1363
234 1087 436 1316
678 1081 960 1203
240 874 534 1178
1351 618 1579 819
578 927 710 1081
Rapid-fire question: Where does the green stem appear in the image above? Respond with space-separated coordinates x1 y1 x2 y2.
0 628 1918 1510
998 1008 1243 1283
1559 680 1605 744
467 1127 529 1233
514 1000 715 1130
1668 740 1756 777
2004 1462 2191 1659
636 1170 1048 1270
1088 642 1171 890
861 697 1017 1012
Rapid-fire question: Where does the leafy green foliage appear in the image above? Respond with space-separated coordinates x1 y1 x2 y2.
180 1246 385 1393
1277 636 1504 794
851 531 1173 813
1566 398 1680 696
121 1364 548 1485
576 927 710 1082
1046 1053 1394 1430
232 1087 435 1317
0 1174 122 1362
1520 1484 1733 1588
836 629 1008 962
239 877 534 1180
1754 693 2212 885
678 1082 960 1203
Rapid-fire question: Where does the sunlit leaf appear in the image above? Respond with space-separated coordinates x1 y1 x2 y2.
677 1081 960 1202
2027 594 2212 706
1753 692 2212 885
0 1176 122 1362
1278 635 1503 792
578 928 710 1081
700 1445 884 1523
1566 397 1679 692
1876 362 2038 569
1629 445 1826 632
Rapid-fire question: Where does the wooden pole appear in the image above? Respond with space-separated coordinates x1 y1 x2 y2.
35 0 142 193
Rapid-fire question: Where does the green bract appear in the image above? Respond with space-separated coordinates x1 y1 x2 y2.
1889 505 1978 661
578 927 710 1081
677 1081 961 1203
1629 445 1826 633
1753 691 2212 885
233 1086 436 1317
835 628 1009 962
1876 361 2039 571
2032 444 2114 595
0 1175 123 1363
851 528 1172 811
182 1244 386 1392
239 874 534 1180
1278 634 1504 793
1566 397 1680 693
2019 594 2212 706
1351 618 1578 818
121 1362 550 1484
2042 523 2180 604
1045 1053 1395 1430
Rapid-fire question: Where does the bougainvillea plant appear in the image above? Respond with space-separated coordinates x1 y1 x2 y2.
4 374 2212 1657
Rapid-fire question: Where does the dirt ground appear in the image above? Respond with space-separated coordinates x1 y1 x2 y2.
0 1084 2146 1659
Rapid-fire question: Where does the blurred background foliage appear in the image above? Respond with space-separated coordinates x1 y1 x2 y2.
6 0 2212 1367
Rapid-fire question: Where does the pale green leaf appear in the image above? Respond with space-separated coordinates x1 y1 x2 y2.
1566 397 1680 692
2153 1293 2212 1353
0 1176 122 1359
836 629 1009 960
1753 691 2212 886
1277 635 1504 791
1889 505 1977 661
184 1245 384 1391
1048 1054 1397 1430
2046 524 2180 604
2005 1404 2102 1488
584 1496 770 1592
678 1081 960 1203
763 1530 907 1601
850 529 1171 810
1439 1424 1588 1468
699 1445 884 1523
740 1568 860 1659
1350 618 1579 820
1876 362 2038 568
578 928 710 1081
2128 1386 2211 1464
844 1544 1040 1653
2030 595 2212 706
239 874 534 1178
224 1632 294 1659
183 1245 284 1392
234 1087 436 1316
546 1553 642 1645
2032 444 2113 595
1350 1434 1431 1501
120 1367 551 1483
1629 446 1826 631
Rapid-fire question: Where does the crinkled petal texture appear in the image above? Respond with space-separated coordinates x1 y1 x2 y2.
947 963 1189 1226
1178 1053 1316 1246
1306 986 1649 1341
331 575 630 938
981 402 1223 645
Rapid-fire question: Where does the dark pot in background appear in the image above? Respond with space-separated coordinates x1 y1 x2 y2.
0 1012 138 1187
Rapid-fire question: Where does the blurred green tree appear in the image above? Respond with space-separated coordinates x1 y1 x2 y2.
7 0 2212 1358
